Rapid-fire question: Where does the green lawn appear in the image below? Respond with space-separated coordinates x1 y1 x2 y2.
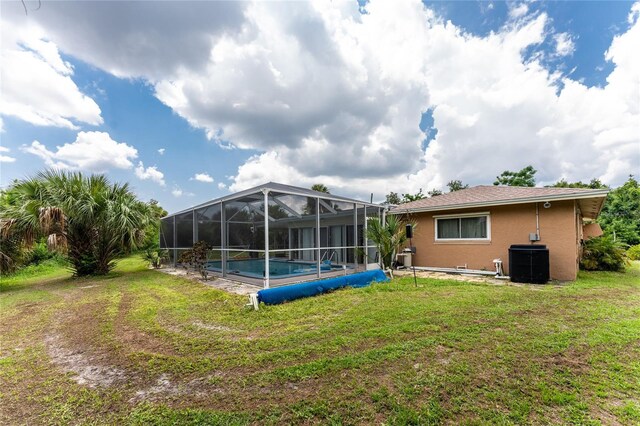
1 258 639 425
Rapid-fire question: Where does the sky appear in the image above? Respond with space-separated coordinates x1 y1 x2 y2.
0 0 638 214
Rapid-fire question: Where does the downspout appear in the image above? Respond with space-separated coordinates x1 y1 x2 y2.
535 202 540 242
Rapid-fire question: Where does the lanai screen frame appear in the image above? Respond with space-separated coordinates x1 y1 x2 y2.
160 183 383 288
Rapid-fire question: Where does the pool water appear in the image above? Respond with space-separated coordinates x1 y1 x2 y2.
206 258 343 278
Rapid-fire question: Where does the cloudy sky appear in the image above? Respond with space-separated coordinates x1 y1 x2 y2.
1 0 638 213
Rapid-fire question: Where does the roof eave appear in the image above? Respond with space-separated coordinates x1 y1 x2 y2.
389 190 610 215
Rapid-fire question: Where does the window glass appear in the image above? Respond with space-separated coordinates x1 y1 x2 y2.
437 216 488 239
437 218 460 239
461 217 487 238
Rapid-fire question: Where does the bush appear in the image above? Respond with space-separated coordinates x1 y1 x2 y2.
580 235 628 271
179 241 211 280
627 244 640 261
25 241 61 265
142 248 168 269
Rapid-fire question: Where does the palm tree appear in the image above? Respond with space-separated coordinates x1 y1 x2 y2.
1 170 150 275
311 183 330 194
366 215 412 270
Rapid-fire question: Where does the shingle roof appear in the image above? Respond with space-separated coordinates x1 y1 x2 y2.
390 185 608 218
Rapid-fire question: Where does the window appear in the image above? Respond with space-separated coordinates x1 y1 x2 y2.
435 213 490 241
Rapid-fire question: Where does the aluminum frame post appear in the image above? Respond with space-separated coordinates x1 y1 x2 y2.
221 202 226 278
353 203 358 270
316 197 321 278
173 216 177 267
364 205 368 267
263 189 270 289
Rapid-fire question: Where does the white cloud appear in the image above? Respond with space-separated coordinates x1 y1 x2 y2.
0 2 245 80
226 2 639 195
154 0 432 183
170 186 194 197
554 33 575 56
191 173 214 183
6 0 638 197
0 146 16 162
135 161 165 186
629 2 640 24
217 182 227 190
0 20 102 129
22 131 138 172
508 3 529 20
158 148 165 155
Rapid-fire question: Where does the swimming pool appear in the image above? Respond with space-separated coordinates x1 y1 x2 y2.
206 258 343 279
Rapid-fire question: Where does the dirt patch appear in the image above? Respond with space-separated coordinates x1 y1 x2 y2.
158 267 259 295
191 320 235 332
45 333 126 388
130 373 225 403
395 269 502 284
130 373 179 402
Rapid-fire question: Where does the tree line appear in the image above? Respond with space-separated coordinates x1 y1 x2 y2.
1 168 638 277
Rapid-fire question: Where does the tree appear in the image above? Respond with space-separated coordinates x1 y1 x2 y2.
427 189 443 197
385 192 402 205
365 215 412 270
311 183 330 194
493 165 537 187
598 175 640 245
447 180 469 192
142 199 168 249
549 178 608 189
402 189 425 203
0 170 150 276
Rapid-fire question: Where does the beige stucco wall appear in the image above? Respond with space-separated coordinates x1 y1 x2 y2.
405 200 579 281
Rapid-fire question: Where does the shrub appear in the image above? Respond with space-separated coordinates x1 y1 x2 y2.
627 244 640 261
580 235 628 271
25 241 63 266
143 248 168 268
179 241 212 279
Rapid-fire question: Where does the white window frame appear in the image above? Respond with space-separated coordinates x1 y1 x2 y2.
434 211 491 241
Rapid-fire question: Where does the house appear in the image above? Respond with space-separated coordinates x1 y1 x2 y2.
389 186 609 281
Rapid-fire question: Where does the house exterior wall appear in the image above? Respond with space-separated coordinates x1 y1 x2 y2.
406 200 579 281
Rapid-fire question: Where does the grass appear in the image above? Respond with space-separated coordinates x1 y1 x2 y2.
1 257 639 425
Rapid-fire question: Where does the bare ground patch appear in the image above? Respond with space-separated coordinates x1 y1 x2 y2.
45 333 127 388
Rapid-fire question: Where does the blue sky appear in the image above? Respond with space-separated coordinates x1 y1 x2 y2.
1 1 638 214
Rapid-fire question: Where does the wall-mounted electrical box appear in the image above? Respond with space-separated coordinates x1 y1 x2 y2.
529 233 540 242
